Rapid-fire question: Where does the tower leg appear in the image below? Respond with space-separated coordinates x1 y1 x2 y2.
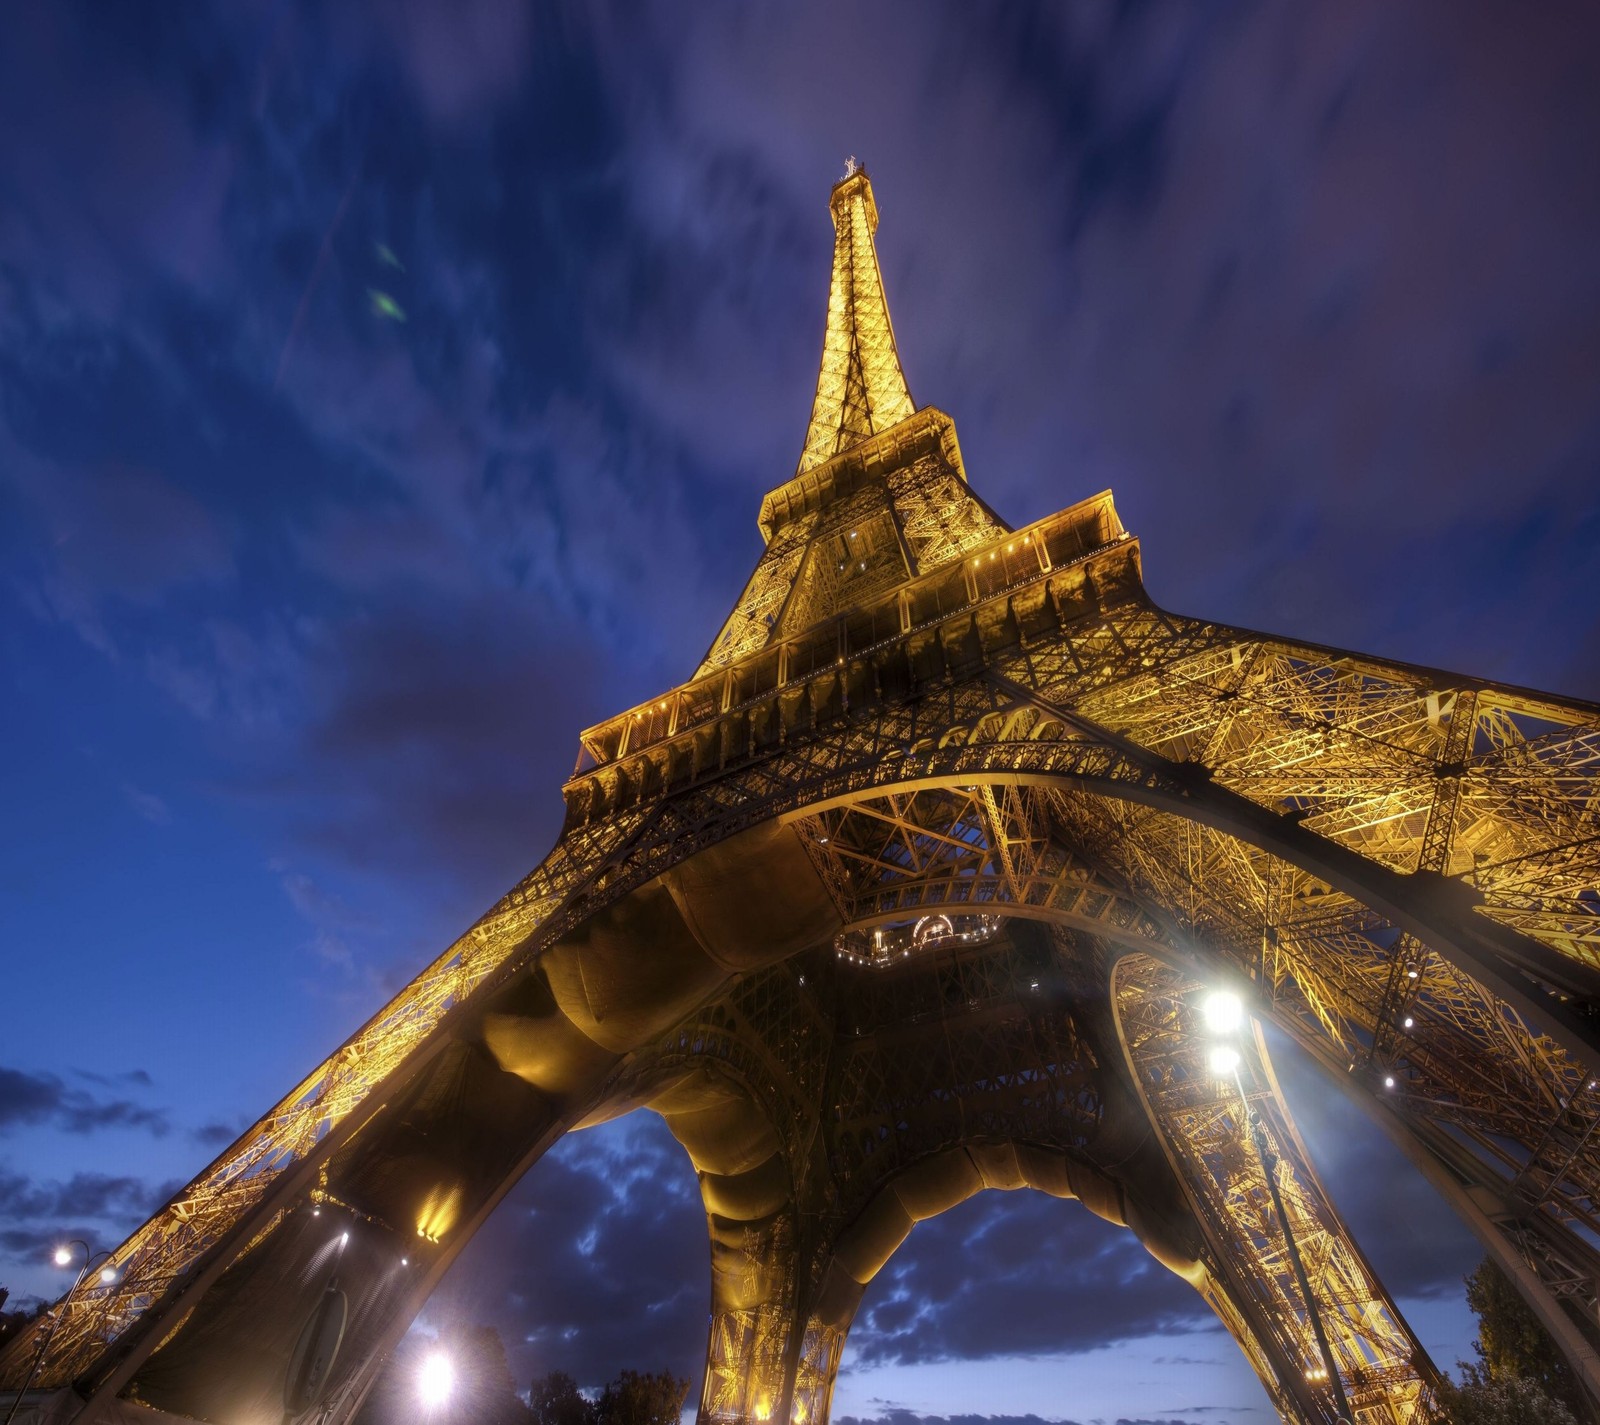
1111 950 1442 1424
697 1208 802 1425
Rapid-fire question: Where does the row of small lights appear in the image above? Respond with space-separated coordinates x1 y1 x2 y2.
622 523 1044 734
625 530 1037 732
972 532 1034 566
834 917 1003 968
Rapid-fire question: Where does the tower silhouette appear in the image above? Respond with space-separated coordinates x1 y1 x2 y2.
6 166 1600 1425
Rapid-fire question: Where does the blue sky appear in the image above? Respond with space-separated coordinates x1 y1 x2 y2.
2 2 1598 1421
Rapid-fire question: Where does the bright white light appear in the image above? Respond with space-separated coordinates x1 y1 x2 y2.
1403 1016 1414 1029
52 1246 72 1267
1207 1045 1241 1078
99 1266 117 1285
1384 1075 1396 1089
400 1258 409 1267
418 1351 454 1408
1202 991 1244 1035
340 1232 349 1246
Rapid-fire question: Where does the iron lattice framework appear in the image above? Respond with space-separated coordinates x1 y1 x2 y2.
6 166 1600 1425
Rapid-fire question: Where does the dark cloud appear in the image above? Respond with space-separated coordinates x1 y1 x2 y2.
0 1169 182 1276
831 1417 1217 1425
424 1113 706 1396
428 1114 1234 1406
190 1121 241 1149
0 1068 168 1137
269 592 616 897
835 1416 1072 1425
72 1069 153 1089
0 1168 157 1222
846 1194 1215 1370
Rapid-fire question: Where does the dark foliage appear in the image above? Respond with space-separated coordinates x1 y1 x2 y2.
594 1369 689 1425
0 1299 48 1353
1456 1258 1586 1418
530 1370 594 1425
1437 1374 1578 1425
527 1366 689 1425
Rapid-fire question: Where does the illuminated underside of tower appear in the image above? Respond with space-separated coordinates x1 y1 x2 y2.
7 166 1600 1425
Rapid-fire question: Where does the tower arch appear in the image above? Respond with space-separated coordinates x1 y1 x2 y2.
6 166 1598 1425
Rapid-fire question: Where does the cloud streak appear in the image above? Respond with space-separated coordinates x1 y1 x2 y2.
0 1068 168 1138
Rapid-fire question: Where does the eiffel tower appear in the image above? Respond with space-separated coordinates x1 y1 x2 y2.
7 165 1600 1425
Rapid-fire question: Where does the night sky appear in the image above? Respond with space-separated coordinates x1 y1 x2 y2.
3 3 1599 1423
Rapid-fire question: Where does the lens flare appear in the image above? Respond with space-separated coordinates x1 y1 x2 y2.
418 1350 453 1408
1207 1044 1241 1078
1201 991 1244 1035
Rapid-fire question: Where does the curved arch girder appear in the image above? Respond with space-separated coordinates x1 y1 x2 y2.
796 775 1600 1403
1112 952 1440 1424
17 597 1599 1411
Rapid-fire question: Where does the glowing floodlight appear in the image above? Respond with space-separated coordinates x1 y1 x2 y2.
1207 1044 1241 1078
99 1266 117 1285
418 1350 454 1409
52 1246 72 1267
1202 991 1244 1035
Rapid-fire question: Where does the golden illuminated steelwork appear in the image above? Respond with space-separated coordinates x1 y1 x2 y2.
1115 955 1438 1421
6 166 1599 1425
798 165 915 475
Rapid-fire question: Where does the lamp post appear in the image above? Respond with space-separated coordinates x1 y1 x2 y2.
2 1242 116 1425
1201 993 1353 1425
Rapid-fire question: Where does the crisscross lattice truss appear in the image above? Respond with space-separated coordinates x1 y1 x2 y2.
7 167 1600 1425
15 555 1600 1418
1115 955 1438 1423
796 169 915 476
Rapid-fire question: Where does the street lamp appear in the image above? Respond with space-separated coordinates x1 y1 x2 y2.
417 1349 454 1412
2 1241 115 1425
1202 990 1245 1035
1206 1044 1241 1077
1201 995 1354 1425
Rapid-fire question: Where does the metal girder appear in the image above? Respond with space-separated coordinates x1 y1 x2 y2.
1112 953 1440 1423
7 168 1599 1425
13 597 1598 1416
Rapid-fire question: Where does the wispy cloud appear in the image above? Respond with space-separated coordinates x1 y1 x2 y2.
120 781 171 825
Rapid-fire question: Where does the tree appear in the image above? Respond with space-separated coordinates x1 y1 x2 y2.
0 1299 48 1353
1438 1374 1578 1425
1458 1258 1586 1418
530 1370 596 1425
594 1368 689 1425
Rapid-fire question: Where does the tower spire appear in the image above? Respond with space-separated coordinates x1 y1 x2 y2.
796 163 916 473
